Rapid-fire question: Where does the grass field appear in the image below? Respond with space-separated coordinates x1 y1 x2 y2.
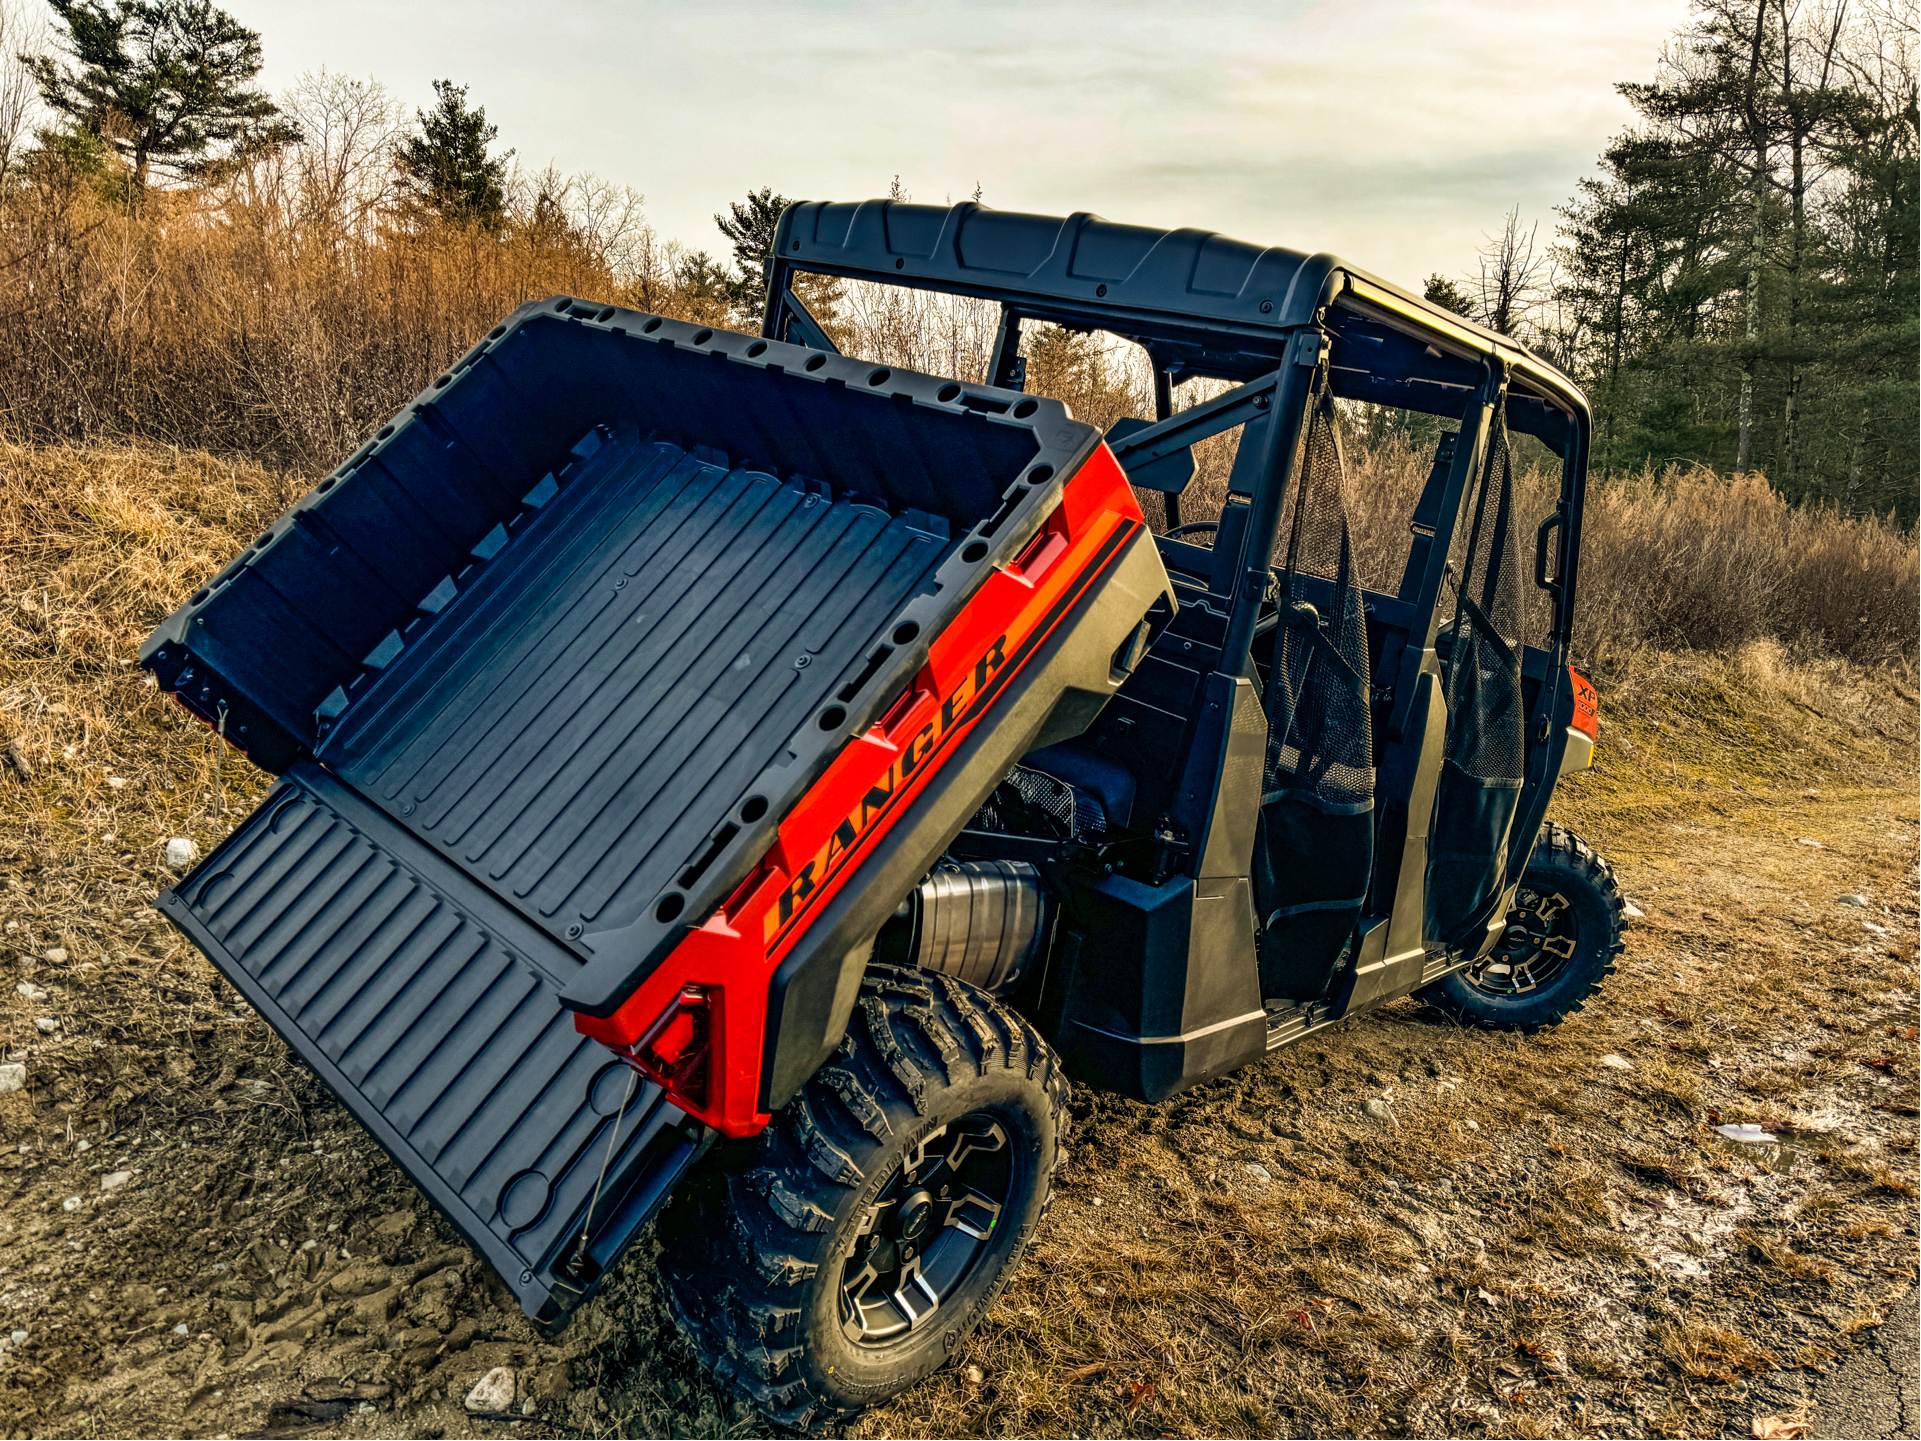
0 439 1913 1439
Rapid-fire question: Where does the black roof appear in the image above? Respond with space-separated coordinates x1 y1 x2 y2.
774 200 1588 436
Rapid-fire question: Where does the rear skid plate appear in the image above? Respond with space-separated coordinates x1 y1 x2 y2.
160 761 708 1329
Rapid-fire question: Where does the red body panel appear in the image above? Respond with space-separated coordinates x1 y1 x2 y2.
576 445 1145 1136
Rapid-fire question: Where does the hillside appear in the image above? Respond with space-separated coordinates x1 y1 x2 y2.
0 439 1912 1440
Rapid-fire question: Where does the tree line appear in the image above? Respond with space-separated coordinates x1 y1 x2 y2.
0 0 1912 521
1424 0 1914 520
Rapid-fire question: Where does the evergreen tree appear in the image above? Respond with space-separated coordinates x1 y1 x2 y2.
1423 274 1473 316
395 80 512 230
714 185 787 323
672 248 735 317
26 0 296 191
1549 0 1914 517
713 184 844 336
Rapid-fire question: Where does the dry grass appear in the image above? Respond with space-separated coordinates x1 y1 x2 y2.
0 437 1914 1440
0 437 292 863
1169 424 1918 672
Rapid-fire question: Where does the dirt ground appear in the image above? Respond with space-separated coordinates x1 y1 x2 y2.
0 442 1915 1440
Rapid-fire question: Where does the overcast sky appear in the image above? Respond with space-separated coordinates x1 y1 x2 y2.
243 0 1691 289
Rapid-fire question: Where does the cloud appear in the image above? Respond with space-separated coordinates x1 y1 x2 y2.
245 0 1690 288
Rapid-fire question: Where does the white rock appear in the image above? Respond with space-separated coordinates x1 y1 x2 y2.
7 1331 22 1345
465 1366 516 1414
964 1365 984 1386
61 1196 81 1211
0 1063 22 1095
100 1170 132 1191
1713 1123 1778 1145
1464 1118 1480 1130
1600 1053 1634 1071
1794 837 1822 848
33 1018 56 1034
172 1323 189 1335
1623 900 1646 918
1362 1098 1399 1127
42 948 65 964
106 777 125 789
15 983 44 1003
1244 1163 1272 1181
165 837 199 871
75 1139 89 1153
1863 922 1889 936
1836 893 1869 908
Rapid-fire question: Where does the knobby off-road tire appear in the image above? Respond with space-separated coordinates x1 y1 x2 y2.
1421 822 1625 1034
656 964 1069 1430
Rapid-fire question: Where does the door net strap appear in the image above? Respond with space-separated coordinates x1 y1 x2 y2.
1441 405 1526 787
1262 384 1374 812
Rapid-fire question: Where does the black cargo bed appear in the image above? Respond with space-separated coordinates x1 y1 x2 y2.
163 762 702 1326
316 424 949 980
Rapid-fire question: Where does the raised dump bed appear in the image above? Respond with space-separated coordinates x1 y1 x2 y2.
141 297 1108 1322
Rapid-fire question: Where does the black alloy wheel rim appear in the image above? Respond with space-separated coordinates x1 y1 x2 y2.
839 1114 1013 1346
1467 883 1579 997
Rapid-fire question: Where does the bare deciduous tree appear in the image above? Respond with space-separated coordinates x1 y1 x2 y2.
280 69 404 235
1474 206 1555 338
0 0 45 191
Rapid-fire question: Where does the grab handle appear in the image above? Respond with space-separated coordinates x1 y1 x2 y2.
1534 511 1565 591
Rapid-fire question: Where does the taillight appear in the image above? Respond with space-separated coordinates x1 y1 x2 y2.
1568 666 1599 739
618 984 712 1110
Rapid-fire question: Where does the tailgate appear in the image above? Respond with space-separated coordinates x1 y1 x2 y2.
161 761 706 1327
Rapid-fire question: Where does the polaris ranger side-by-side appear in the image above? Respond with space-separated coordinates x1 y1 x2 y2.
141 200 1623 1426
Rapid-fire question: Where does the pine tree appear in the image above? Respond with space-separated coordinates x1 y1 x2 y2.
714 186 788 323
26 0 297 191
395 80 512 231
1423 274 1473 316
1547 0 1913 515
714 184 844 336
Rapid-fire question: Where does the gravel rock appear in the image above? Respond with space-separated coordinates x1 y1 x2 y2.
42 948 65 963
465 1366 516 1414
0 1063 22 1094
100 1170 132 1191
1836 893 1869 907
15 982 45 1003
33 1017 56 1033
165 837 199 871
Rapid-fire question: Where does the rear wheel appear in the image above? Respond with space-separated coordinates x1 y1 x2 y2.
656 965 1067 1429
1420 822 1624 1033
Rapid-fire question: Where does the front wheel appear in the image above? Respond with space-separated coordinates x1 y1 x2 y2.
656 965 1068 1430
1419 822 1625 1033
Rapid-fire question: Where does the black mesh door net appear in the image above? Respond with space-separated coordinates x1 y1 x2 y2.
1426 403 1528 948
1252 384 1375 1001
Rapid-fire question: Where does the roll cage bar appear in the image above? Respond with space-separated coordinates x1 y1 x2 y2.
764 201 1590 676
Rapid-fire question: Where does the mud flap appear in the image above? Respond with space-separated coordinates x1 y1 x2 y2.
159 762 709 1330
